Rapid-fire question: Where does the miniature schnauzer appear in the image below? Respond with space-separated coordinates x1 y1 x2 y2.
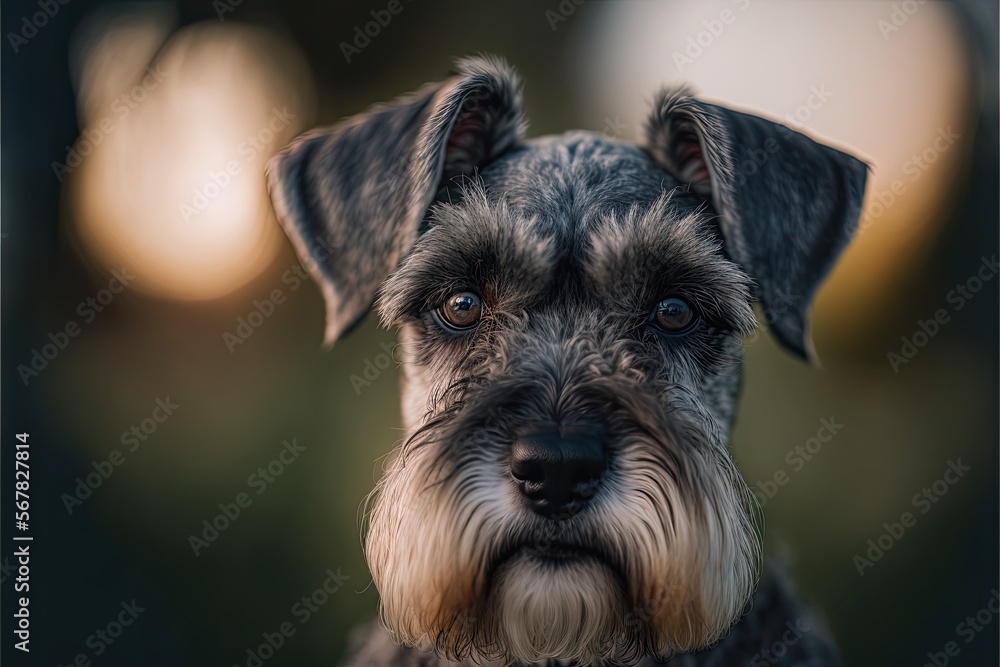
266 56 867 666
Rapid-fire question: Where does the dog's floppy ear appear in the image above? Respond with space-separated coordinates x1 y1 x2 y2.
266 55 525 346
645 87 868 361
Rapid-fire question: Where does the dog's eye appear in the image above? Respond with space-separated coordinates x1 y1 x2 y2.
436 291 483 330
650 297 697 334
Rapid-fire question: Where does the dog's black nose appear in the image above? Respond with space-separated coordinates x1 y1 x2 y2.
510 430 607 519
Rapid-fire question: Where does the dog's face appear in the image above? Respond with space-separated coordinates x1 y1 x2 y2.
371 145 760 663
267 57 866 664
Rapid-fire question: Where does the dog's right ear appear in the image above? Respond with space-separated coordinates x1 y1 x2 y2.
266 55 525 346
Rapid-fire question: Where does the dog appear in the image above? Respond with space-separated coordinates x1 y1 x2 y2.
266 55 867 666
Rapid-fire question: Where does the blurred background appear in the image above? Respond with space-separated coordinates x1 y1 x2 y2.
2 1 997 665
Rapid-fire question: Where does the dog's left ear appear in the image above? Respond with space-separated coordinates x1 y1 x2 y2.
645 87 868 361
267 55 525 346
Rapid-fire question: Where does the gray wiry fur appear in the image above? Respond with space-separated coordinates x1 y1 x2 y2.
266 55 866 666
646 89 869 361
267 55 525 345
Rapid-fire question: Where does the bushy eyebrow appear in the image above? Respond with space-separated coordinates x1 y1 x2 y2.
377 186 555 327
584 195 756 335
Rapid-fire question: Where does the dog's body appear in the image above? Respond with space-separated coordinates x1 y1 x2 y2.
267 56 866 666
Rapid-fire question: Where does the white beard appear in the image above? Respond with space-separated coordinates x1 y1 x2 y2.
479 552 632 665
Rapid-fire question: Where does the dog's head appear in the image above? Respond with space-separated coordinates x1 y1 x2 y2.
267 56 866 664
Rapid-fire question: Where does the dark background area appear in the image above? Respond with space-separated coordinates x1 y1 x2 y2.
2 1 998 665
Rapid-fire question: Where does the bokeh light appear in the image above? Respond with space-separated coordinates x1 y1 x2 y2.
577 0 973 341
66 11 316 300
